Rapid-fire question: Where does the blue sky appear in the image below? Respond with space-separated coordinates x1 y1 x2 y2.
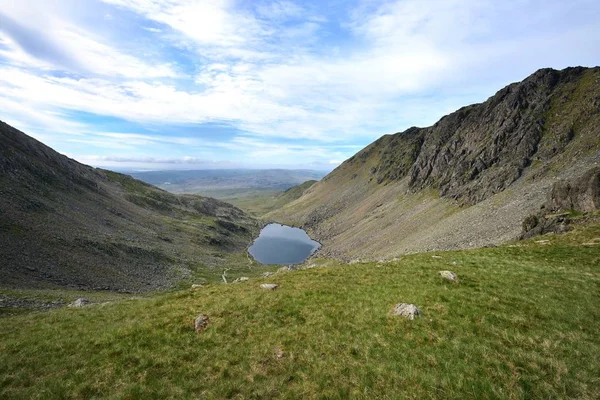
0 0 598 171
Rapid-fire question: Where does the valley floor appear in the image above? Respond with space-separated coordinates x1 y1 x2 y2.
1 224 599 399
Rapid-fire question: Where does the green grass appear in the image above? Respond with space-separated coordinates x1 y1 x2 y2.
1 225 599 399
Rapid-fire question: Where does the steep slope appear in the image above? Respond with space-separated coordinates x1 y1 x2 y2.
0 121 259 291
269 67 600 260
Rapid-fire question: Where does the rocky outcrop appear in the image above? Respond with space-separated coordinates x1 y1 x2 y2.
520 166 599 239
547 167 600 212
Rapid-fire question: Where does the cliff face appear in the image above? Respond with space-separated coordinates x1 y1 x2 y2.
350 67 600 205
0 121 258 291
269 67 600 260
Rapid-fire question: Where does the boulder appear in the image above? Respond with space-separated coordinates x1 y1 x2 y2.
260 284 279 290
391 303 422 320
439 270 458 282
194 314 209 332
68 298 90 308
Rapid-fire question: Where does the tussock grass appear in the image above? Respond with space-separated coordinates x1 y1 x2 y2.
1 226 599 399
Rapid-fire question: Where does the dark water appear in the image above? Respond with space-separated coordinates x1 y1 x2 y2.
248 223 321 265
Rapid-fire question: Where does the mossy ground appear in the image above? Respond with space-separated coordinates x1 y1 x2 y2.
1 224 599 399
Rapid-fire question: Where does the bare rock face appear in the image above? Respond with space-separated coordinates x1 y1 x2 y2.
391 303 422 320
547 167 600 212
68 298 90 308
260 284 279 290
194 315 209 332
439 270 458 282
520 166 599 239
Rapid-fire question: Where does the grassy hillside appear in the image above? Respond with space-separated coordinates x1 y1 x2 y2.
0 121 260 291
1 222 599 399
268 67 600 260
227 180 318 217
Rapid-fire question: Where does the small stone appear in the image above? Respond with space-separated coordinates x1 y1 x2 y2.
439 270 458 282
391 303 422 320
191 284 203 289
261 272 273 277
233 277 249 283
68 298 90 308
274 347 285 359
260 283 279 290
194 314 209 332
432 255 442 259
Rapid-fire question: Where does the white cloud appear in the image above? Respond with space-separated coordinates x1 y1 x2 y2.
1 0 599 168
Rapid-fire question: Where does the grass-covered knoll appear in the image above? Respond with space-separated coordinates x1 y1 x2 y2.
2 225 599 399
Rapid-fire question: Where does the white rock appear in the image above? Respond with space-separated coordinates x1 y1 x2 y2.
68 298 90 308
191 284 203 289
233 277 249 283
439 270 458 282
391 303 422 320
432 255 442 259
260 284 279 290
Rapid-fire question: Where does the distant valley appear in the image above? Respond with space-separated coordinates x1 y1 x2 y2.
132 169 326 199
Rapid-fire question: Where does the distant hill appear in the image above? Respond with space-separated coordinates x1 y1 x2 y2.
0 121 259 291
227 180 318 217
269 67 600 260
131 169 326 199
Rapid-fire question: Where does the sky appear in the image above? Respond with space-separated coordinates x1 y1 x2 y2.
0 0 598 172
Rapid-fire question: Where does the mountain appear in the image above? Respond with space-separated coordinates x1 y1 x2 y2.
268 67 600 260
131 169 326 199
0 121 259 291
